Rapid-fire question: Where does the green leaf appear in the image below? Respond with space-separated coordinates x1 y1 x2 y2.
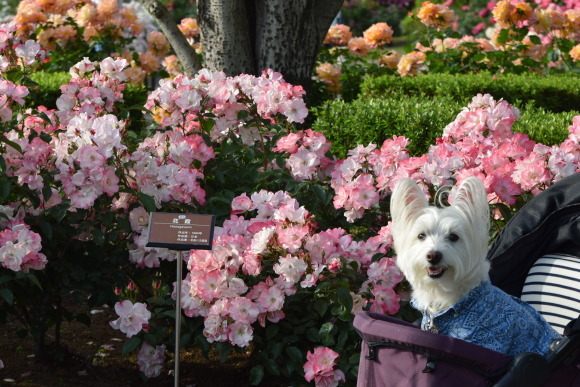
275 155 286 169
237 110 249 120
39 132 52 144
249 365 264 385
529 35 541 45
268 342 283 358
0 288 14 305
306 327 320 343
516 27 529 41
472 53 485 62
336 287 353 313
138 193 157 212
49 203 69 222
41 184 52 202
144 334 158 347
37 111 53 125
38 219 53 241
285 346 303 363
194 334 210 354
181 332 192 347
319 322 336 346
547 48 561 62
349 352 360 365
122 336 142 355
0 136 23 153
293 324 306 335
266 324 279 340
202 118 215 133
497 29 509 44
313 299 329 317
0 275 12 285
557 38 574 52
91 229 105 245
3 69 22 83
337 329 349 349
218 344 232 363
264 359 280 376
26 273 43 290
0 180 10 200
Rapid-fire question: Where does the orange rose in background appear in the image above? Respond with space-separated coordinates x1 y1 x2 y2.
363 23 393 48
348 37 370 56
380 51 401 70
178 18 200 39
570 44 580 62
324 24 353 46
417 1 456 29
492 0 513 29
316 63 342 94
510 2 534 25
397 51 427 77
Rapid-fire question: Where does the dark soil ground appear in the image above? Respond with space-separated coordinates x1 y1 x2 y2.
0 305 286 387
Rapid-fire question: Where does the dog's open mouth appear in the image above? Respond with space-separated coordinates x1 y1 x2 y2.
427 266 446 278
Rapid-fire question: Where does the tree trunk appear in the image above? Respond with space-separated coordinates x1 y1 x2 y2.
138 0 202 76
197 0 255 75
253 0 342 90
198 0 343 91
140 0 343 91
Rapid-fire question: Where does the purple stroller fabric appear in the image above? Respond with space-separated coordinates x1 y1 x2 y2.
354 311 511 387
354 311 580 386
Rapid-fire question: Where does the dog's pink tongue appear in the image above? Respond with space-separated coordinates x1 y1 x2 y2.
428 267 444 275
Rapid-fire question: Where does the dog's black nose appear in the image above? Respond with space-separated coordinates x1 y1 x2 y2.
427 251 442 264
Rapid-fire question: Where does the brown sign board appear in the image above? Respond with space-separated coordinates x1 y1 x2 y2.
146 212 215 251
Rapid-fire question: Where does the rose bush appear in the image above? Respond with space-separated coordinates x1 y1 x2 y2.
1 5 580 386
314 0 579 99
12 0 178 82
1 20 399 383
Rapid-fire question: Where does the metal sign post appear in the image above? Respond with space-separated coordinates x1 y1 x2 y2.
175 250 182 387
146 213 215 387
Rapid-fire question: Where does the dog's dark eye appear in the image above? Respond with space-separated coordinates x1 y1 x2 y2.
448 233 459 242
418 233 426 240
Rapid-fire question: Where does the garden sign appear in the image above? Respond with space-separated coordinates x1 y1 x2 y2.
146 212 216 386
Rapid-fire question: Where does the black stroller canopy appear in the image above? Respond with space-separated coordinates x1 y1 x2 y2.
488 172 580 298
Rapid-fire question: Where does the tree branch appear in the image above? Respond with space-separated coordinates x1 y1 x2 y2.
138 0 202 77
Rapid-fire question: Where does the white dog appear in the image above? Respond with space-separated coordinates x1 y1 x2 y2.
390 177 560 356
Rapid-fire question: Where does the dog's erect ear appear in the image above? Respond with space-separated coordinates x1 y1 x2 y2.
453 177 490 228
390 178 428 229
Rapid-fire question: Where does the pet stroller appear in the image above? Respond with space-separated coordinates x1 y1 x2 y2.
354 172 580 387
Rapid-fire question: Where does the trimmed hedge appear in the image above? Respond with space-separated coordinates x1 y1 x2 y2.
28 71 72 109
312 93 578 159
359 73 580 113
312 95 461 157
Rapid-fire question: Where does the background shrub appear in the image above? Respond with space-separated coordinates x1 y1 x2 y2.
28 72 71 109
360 73 580 113
312 73 579 158
312 95 459 157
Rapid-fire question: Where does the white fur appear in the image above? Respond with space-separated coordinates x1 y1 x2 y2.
390 177 490 315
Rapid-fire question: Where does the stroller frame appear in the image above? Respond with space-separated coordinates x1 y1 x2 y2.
355 173 580 387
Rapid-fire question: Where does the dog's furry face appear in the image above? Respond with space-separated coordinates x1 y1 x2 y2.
390 177 490 313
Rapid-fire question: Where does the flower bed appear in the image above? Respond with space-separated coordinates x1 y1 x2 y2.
0 1 579 385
